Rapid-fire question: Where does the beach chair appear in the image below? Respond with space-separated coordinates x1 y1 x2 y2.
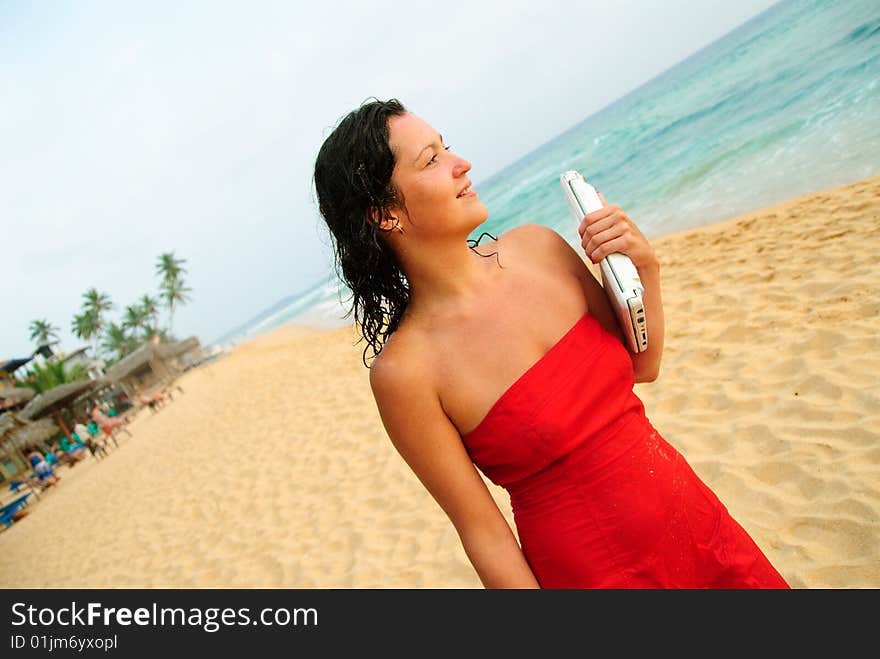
84 436 108 460
102 423 132 448
0 493 32 528
28 474 55 493
8 479 42 501
138 390 165 414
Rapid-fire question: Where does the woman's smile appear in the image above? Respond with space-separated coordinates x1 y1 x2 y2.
457 182 477 198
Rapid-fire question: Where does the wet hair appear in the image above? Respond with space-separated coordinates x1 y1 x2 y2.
313 97 500 368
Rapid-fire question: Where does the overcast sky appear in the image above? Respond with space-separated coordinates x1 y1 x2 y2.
2 0 780 358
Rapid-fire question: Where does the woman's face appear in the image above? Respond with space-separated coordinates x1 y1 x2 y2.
386 112 488 234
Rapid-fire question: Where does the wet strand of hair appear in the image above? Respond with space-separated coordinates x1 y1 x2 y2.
467 231 504 268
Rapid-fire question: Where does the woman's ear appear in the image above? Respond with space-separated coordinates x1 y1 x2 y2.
366 206 399 232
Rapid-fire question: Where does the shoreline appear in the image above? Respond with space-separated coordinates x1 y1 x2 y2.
2 174 878 588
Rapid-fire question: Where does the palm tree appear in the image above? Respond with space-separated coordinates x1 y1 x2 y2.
139 325 172 344
160 276 192 338
71 312 99 346
122 303 150 336
156 252 187 283
22 359 88 394
101 323 132 361
156 252 192 337
28 319 59 348
81 288 113 332
139 294 160 331
80 287 113 356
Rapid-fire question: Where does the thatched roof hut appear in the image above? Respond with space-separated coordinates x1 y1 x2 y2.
0 413 58 451
18 380 99 422
156 336 199 357
101 337 201 391
102 343 156 385
156 336 202 370
0 412 59 483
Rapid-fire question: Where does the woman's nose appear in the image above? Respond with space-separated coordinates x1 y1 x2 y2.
453 156 471 177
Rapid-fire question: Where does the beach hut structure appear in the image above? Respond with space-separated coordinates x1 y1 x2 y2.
0 356 34 389
100 342 173 393
33 344 56 360
18 379 100 440
0 412 59 489
0 413 31 482
156 336 203 372
58 346 106 381
82 337 201 412
104 338 200 386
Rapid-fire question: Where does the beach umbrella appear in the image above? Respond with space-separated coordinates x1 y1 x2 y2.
0 387 35 406
0 387 35 416
0 388 35 403
18 379 99 438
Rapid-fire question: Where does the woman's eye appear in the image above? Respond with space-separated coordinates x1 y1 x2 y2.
427 146 451 166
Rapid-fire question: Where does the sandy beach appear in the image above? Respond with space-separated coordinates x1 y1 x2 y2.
2 175 878 589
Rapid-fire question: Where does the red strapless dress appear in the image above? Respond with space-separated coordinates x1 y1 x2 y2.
461 312 789 589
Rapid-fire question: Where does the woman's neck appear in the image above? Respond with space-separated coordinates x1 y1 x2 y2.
402 239 504 321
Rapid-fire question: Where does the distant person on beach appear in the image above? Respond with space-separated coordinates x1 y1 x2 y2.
91 403 132 439
312 97 790 589
139 389 168 412
75 418 107 457
27 451 60 486
73 420 93 441
53 437 87 465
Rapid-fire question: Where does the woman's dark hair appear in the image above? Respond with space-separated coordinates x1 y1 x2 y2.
313 97 498 367
313 97 407 368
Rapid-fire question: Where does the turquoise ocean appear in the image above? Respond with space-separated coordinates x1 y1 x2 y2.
213 0 880 348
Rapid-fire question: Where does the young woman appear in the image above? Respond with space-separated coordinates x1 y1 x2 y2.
313 98 789 589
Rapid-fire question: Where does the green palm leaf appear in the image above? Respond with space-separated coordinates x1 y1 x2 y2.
28 319 59 347
101 322 133 360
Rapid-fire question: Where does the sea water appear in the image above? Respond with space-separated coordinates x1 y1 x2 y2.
221 0 880 346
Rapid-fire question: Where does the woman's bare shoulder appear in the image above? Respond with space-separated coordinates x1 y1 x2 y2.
501 223 575 268
468 223 566 269
507 222 558 239
368 320 434 394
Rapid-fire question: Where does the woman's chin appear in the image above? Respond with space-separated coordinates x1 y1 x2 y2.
471 201 489 222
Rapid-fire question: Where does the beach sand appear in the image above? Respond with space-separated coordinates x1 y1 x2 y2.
2 175 878 588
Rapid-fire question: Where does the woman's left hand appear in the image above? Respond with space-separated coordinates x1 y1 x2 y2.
577 192 658 271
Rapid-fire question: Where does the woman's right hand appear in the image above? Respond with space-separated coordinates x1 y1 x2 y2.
578 193 658 272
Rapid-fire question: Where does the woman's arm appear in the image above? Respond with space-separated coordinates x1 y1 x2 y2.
576 194 665 381
517 220 665 383
369 344 540 589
